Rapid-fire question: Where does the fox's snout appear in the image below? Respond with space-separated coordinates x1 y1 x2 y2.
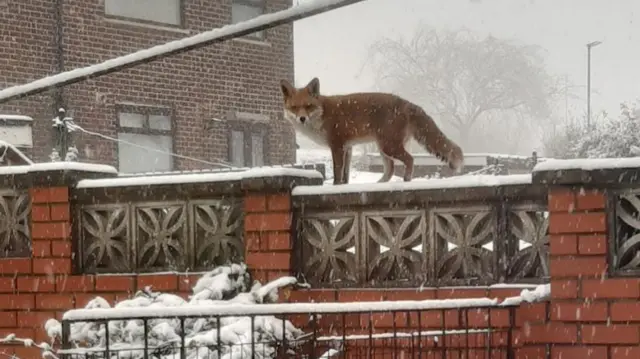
298 116 307 123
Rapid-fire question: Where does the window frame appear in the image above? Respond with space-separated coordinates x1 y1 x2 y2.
115 103 176 173
231 0 267 41
226 115 269 168
103 0 185 28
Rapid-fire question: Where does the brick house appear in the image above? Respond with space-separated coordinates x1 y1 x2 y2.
0 0 296 173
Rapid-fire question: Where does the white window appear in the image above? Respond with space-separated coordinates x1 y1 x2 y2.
231 0 265 39
116 105 174 174
105 0 181 26
0 115 33 150
228 127 266 167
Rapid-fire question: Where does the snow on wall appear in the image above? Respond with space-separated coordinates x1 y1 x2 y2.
533 157 640 172
76 167 323 189
292 174 532 196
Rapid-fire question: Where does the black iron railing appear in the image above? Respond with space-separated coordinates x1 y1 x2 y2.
60 299 516 359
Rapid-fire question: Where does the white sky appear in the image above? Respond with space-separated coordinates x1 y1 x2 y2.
293 0 640 121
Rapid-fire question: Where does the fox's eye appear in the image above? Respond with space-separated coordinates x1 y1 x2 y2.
304 105 313 111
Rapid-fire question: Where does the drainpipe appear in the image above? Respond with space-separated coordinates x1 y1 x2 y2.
53 0 65 111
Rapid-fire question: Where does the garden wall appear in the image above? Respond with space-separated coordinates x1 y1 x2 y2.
0 157 639 358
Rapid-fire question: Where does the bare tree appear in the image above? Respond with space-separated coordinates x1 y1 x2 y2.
364 25 560 148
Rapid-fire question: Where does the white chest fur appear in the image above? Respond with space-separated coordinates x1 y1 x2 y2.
284 110 328 146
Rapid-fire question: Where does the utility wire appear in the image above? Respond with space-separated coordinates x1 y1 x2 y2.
65 122 234 168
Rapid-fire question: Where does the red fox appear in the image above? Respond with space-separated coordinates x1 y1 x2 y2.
280 77 464 185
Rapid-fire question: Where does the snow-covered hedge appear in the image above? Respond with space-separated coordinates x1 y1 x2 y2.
44 263 309 359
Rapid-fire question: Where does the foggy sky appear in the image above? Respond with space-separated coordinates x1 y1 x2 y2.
292 0 640 149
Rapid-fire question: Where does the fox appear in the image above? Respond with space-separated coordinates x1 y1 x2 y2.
280 77 464 185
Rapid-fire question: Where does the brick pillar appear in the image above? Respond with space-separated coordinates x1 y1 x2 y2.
30 186 72 275
244 192 292 284
546 186 640 358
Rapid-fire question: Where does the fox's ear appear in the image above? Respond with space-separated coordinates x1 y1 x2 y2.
305 77 320 97
280 79 294 98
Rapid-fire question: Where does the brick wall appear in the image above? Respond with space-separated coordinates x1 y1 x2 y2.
0 0 296 168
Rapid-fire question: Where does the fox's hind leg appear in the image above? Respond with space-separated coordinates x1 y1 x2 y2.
379 144 414 182
378 152 395 182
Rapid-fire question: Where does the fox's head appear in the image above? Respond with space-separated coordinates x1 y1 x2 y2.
280 77 323 127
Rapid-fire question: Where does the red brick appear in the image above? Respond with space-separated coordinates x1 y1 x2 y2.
385 288 437 301
50 203 70 221
611 302 640 322
549 212 606 234
0 328 35 339
245 252 290 270
51 240 72 257
17 276 55 293
516 302 548 326
178 274 201 292
32 239 52 257
549 234 578 255
31 204 50 222
56 275 95 292
576 189 606 210
551 346 607 359
32 222 71 239
548 190 575 212
95 275 134 292
267 194 290 211
0 258 32 274
245 232 261 252
339 290 387 302
581 324 639 344
611 346 640 359
516 346 547 359
17 311 56 328
550 256 607 278
244 195 266 212
12 346 40 359
266 270 290 282
0 312 16 327
32 258 71 274
288 289 337 303
578 234 607 255
48 187 69 203
36 294 74 310
551 279 578 299
137 274 179 292
516 322 577 344
267 231 291 250
488 287 522 299
437 287 488 299
581 278 640 299
245 213 291 231
0 294 34 309
30 188 50 204
250 269 268 284
0 277 15 293
550 301 608 321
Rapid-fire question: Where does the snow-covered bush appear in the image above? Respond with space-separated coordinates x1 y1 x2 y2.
44 263 308 359
543 101 640 159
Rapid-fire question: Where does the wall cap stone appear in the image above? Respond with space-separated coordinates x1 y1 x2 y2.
533 158 640 187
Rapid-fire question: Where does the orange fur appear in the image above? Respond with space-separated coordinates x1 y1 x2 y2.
280 77 464 184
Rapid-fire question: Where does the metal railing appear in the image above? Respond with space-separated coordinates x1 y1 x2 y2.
60 299 516 359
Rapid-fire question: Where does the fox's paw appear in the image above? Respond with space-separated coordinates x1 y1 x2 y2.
450 157 464 174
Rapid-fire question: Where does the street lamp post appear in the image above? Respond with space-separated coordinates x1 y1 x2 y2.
586 40 602 128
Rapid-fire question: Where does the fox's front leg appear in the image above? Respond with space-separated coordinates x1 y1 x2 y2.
330 145 346 185
342 147 352 184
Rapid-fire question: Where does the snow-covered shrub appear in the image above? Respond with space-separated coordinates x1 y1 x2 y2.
45 263 309 359
543 101 640 159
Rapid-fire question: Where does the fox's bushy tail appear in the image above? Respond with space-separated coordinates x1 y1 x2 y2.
409 107 464 173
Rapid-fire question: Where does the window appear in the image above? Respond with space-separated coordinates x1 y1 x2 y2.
105 0 182 26
228 125 267 167
0 115 33 151
116 105 174 174
231 0 265 40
